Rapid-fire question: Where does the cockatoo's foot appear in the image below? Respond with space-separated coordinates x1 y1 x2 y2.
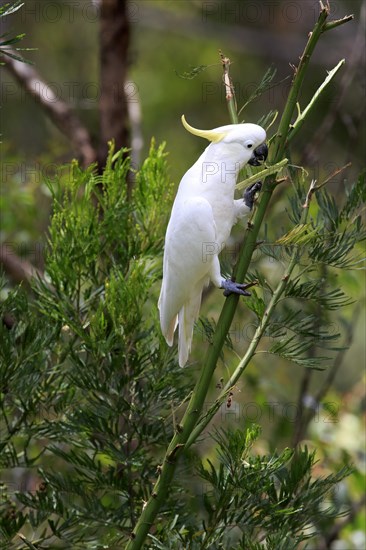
243 181 262 210
221 279 257 297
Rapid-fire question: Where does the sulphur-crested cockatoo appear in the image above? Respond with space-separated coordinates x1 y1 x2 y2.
159 116 268 367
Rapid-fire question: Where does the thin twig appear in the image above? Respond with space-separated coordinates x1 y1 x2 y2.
312 162 352 191
219 51 238 124
323 14 354 32
288 59 345 143
303 163 351 207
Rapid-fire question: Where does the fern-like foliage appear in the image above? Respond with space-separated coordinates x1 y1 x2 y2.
243 172 365 371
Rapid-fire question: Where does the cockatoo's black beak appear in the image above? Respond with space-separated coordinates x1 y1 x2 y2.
248 143 268 166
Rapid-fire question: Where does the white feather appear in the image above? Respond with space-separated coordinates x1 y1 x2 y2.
158 122 266 366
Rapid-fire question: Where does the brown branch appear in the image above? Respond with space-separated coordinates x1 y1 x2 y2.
1 49 97 168
1 2 131 291
219 51 238 124
98 0 130 166
0 243 43 286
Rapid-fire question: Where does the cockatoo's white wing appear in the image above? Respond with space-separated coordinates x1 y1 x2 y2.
158 196 217 365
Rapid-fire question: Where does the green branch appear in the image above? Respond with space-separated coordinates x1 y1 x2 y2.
288 59 345 143
235 158 288 191
323 13 354 32
126 5 353 548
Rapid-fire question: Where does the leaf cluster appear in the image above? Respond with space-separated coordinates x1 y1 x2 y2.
245 172 365 370
0 1 34 64
0 142 190 548
148 427 351 549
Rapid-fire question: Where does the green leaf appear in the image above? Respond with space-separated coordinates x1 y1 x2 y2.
0 1 24 17
275 223 318 245
238 66 278 115
269 335 329 369
175 64 208 80
245 289 266 320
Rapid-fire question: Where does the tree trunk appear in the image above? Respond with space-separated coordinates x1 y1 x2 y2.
99 0 130 165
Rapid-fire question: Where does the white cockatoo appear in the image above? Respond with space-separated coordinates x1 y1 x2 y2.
158 116 268 367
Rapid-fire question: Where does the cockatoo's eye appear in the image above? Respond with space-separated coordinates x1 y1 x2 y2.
244 140 254 149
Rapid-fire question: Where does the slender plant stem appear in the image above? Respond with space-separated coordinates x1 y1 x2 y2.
126 6 352 548
235 158 288 191
288 59 345 143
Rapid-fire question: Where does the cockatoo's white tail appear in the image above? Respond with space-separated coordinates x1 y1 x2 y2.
159 116 267 367
159 278 203 367
177 281 205 367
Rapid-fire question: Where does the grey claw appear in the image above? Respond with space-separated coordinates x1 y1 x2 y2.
243 181 262 209
221 279 256 297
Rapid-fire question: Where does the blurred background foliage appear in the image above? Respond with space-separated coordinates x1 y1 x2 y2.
0 0 365 548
